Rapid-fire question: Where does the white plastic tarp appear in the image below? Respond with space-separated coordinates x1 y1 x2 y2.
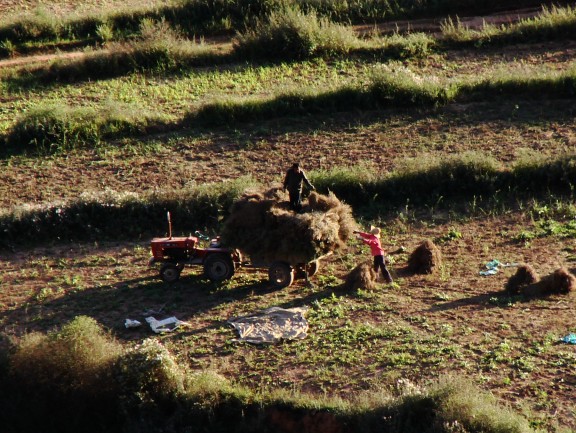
227 307 309 344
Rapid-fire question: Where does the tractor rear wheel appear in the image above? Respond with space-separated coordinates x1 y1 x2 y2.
204 254 235 282
160 263 181 283
268 261 294 288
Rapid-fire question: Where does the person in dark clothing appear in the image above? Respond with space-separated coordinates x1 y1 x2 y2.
283 162 315 212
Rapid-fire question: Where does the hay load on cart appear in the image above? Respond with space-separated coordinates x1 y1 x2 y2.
220 188 358 287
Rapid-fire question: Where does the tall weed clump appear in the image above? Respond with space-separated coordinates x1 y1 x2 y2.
127 18 216 72
511 153 576 196
376 376 533 433
378 32 436 59
369 64 455 107
441 5 576 48
388 152 502 205
429 376 533 433
10 316 122 393
311 165 378 207
114 339 186 408
233 7 360 61
4 102 160 155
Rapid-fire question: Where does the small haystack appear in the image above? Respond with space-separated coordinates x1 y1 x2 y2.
551 268 576 293
537 268 576 295
521 267 576 297
407 239 442 274
220 188 357 264
505 264 540 295
343 261 377 291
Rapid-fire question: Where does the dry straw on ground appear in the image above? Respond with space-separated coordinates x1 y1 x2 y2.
343 261 378 291
220 189 357 264
407 239 442 274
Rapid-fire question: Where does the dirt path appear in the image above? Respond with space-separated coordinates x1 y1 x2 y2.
356 6 543 35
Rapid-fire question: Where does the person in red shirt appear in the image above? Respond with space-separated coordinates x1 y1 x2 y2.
354 226 393 284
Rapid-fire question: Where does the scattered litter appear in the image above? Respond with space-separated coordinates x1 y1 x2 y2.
143 304 166 316
391 246 406 254
560 333 576 344
125 319 142 329
228 307 308 344
480 268 499 276
480 259 518 276
145 316 186 334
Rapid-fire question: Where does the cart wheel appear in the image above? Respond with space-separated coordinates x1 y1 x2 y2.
306 260 320 277
160 263 181 283
204 254 235 282
269 261 294 288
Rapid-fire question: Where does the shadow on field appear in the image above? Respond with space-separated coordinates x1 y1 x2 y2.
426 290 507 312
0 270 319 342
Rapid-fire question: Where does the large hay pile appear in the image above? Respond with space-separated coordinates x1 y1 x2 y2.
220 189 357 264
407 239 442 274
343 261 378 291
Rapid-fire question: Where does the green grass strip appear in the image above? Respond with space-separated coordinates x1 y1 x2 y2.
186 67 574 126
440 4 576 48
2 66 574 157
1 154 574 248
2 103 167 156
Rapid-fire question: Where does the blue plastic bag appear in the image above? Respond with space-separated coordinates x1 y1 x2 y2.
560 333 576 344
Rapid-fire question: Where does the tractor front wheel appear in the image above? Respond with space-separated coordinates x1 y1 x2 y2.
204 254 235 282
268 261 294 288
160 263 181 283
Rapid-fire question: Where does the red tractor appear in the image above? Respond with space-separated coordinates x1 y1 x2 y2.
149 212 241 283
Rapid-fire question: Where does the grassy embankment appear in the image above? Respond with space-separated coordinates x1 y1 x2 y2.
0 315 537 433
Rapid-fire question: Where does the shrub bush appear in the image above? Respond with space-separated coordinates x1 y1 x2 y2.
369 63 455 107
114 338 186 406
233 7 359 61
10 316 122 393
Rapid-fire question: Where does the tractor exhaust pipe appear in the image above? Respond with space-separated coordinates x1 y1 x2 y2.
167 211 172 239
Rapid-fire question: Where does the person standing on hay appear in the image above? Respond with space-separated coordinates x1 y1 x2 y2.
283 162 315 212
354 226 393 284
